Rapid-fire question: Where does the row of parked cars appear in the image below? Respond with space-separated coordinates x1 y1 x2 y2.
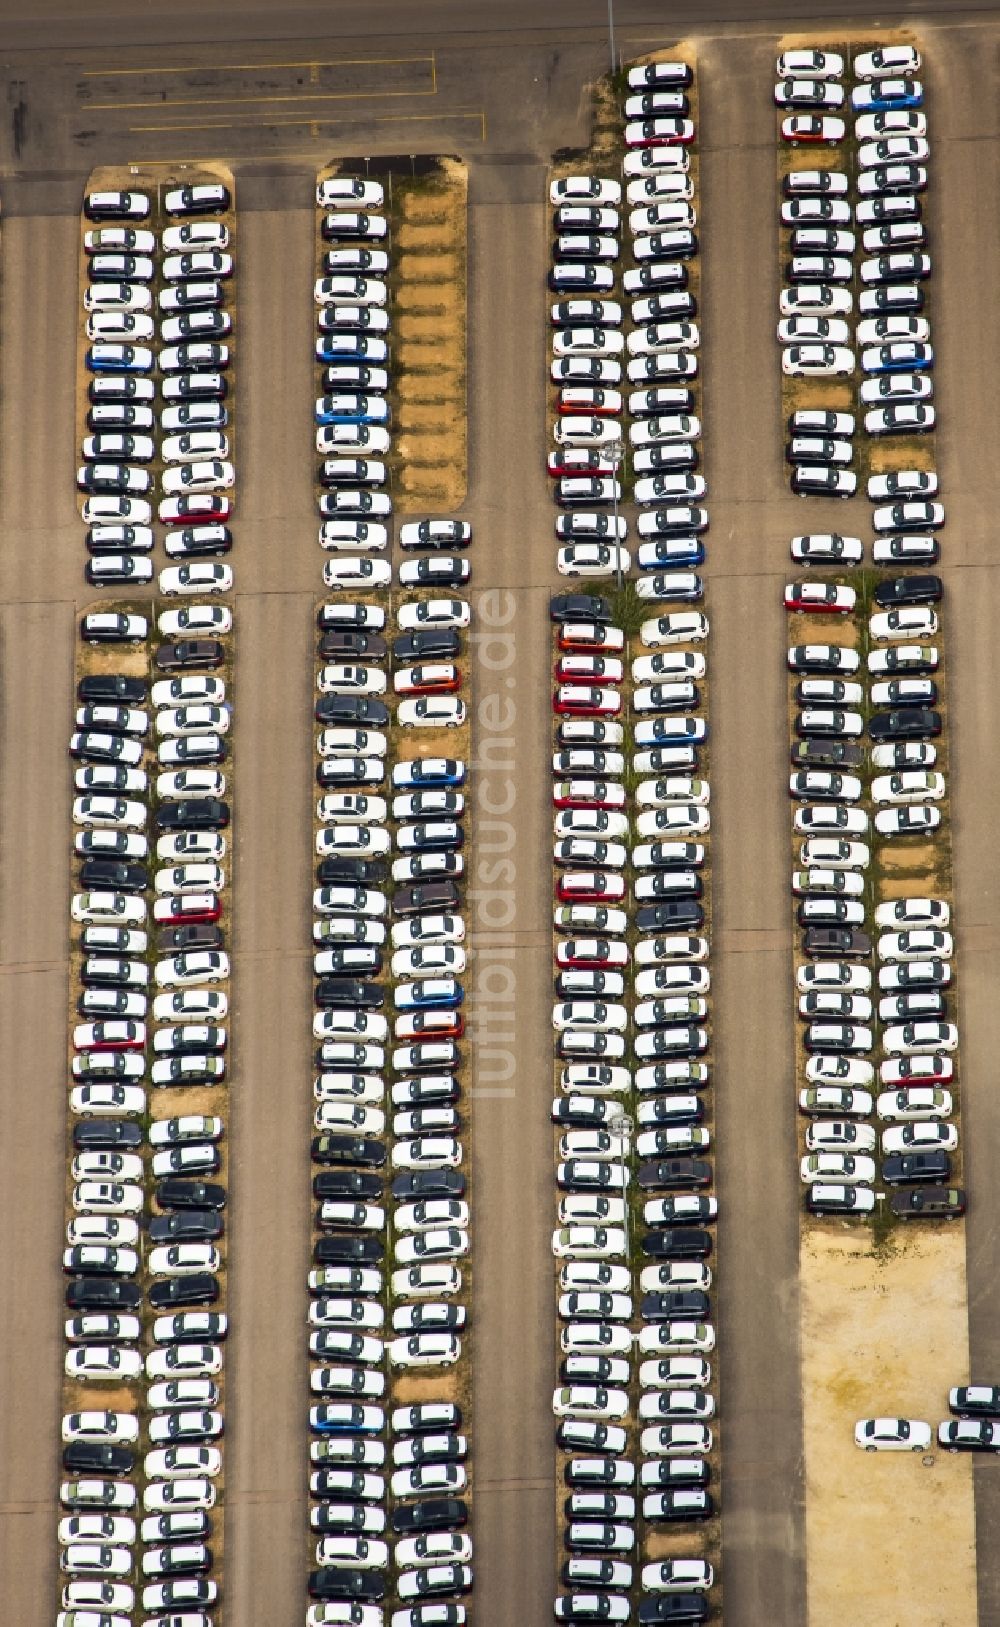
547 59 710 614
548 581 717 1617
79 179 236 590
855 1384 1000 1454
777 43 930 506
60 602 234 1627
305 588 473 1627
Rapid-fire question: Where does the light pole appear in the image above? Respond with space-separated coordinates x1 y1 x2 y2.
610 1111 633 1261
607 437 624 592
607 0 616 74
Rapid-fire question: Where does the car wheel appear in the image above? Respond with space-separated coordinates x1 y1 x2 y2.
865 1444 876 1452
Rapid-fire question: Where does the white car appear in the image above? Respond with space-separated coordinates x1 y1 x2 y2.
158 604 233 637
782 344 854 377
72 796 147 831
777 316 851 346
877 1087 953 1123
552 1385 629 1421
874 898 948 929
779 284 852 317
550 176 622 205
870 608 938 642
146 1344 224 1379
856 1416 933 1455
854 45 921 80
154 951 229 987
871 771 945 806
551 1226 626 1260
323 557 392 591
143 1476 216 1512
557 544 631 578
144 1445 222 1481
800 1152 876 1186
70 1084 146 1118
878 929 953 963
161 460 235 495
157 769 226 801
389 1333 461 1368
882 1023 959 1058
66 1347 143 1383
148 1244 222 1278
397 697 466 729
552 327 625 358
397 598 470 631
159 563 233 596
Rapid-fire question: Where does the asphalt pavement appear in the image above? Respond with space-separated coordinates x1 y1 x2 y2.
3 6 1000 1627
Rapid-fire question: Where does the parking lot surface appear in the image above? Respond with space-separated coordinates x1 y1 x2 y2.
2 5 1000 1627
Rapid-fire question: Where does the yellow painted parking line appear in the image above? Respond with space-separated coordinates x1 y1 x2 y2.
96 84 437 109
129 110 486 137
83 53 435 77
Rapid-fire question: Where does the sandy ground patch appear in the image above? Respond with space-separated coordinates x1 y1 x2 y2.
801 1222 976 1627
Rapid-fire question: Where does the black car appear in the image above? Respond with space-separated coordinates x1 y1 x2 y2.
641 1458 710 1488
391 1170 466 1201
635 901 704 933
314 1234 384 1266
550 593 613 625
874 574 942 608
155 1179 227 1211
802 926 871 958
641 1228 712 1261
156 799 230 832
638 1595 709 1624
637 1158 712 1190
155 639 225 671
78 674 148 705
890 1185 965 1220
156 924 224 955
315 978 385 1010
318 629 388 660
148 1273 220 1309
391 1498 468 1535
636 1101 704 1133
939 1420 1000 1454
882 1151 951 1185
313 1170 383 1201
79 859 148 893
65 1277 143 1311
393 881 460 918
315 695 390 727
790 740 864 769
73 1118 143 1152
868 709 941 741
148 1210 224 1244
641 1290 711 1324
308 1568 386 1603
316 857 387 888
393 629 461 663
950 1387 1000 1419
796 898 860 928
63 1442 135 1477
311 1134 387 1168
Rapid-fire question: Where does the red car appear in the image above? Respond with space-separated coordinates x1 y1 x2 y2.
556 871 627 904
394 663 461 695
557 622 625 653
553 779 627 811
152 891 222 925
159 493 232 525
555 655 624 687
556 938 629 969
558 387 623 418
882 1055 954 1087
73 1020 145 1051
783 581 856 615
781 114 845 145
553 685 622 717
547 449 617 479
624 117 696 148
395 1009 465 1041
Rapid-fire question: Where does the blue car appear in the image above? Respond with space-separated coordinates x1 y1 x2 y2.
637 537 705 572
852 78 923 113
634 715 708 748
396 977 464 1011
86 343 154 374
315 393 391 426
315 335 389 366
862 341 933 374
309 1403 384 1435
393 758 465 789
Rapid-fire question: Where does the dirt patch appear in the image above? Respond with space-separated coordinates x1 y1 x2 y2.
801 1224 976 1627
878 841 938 875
